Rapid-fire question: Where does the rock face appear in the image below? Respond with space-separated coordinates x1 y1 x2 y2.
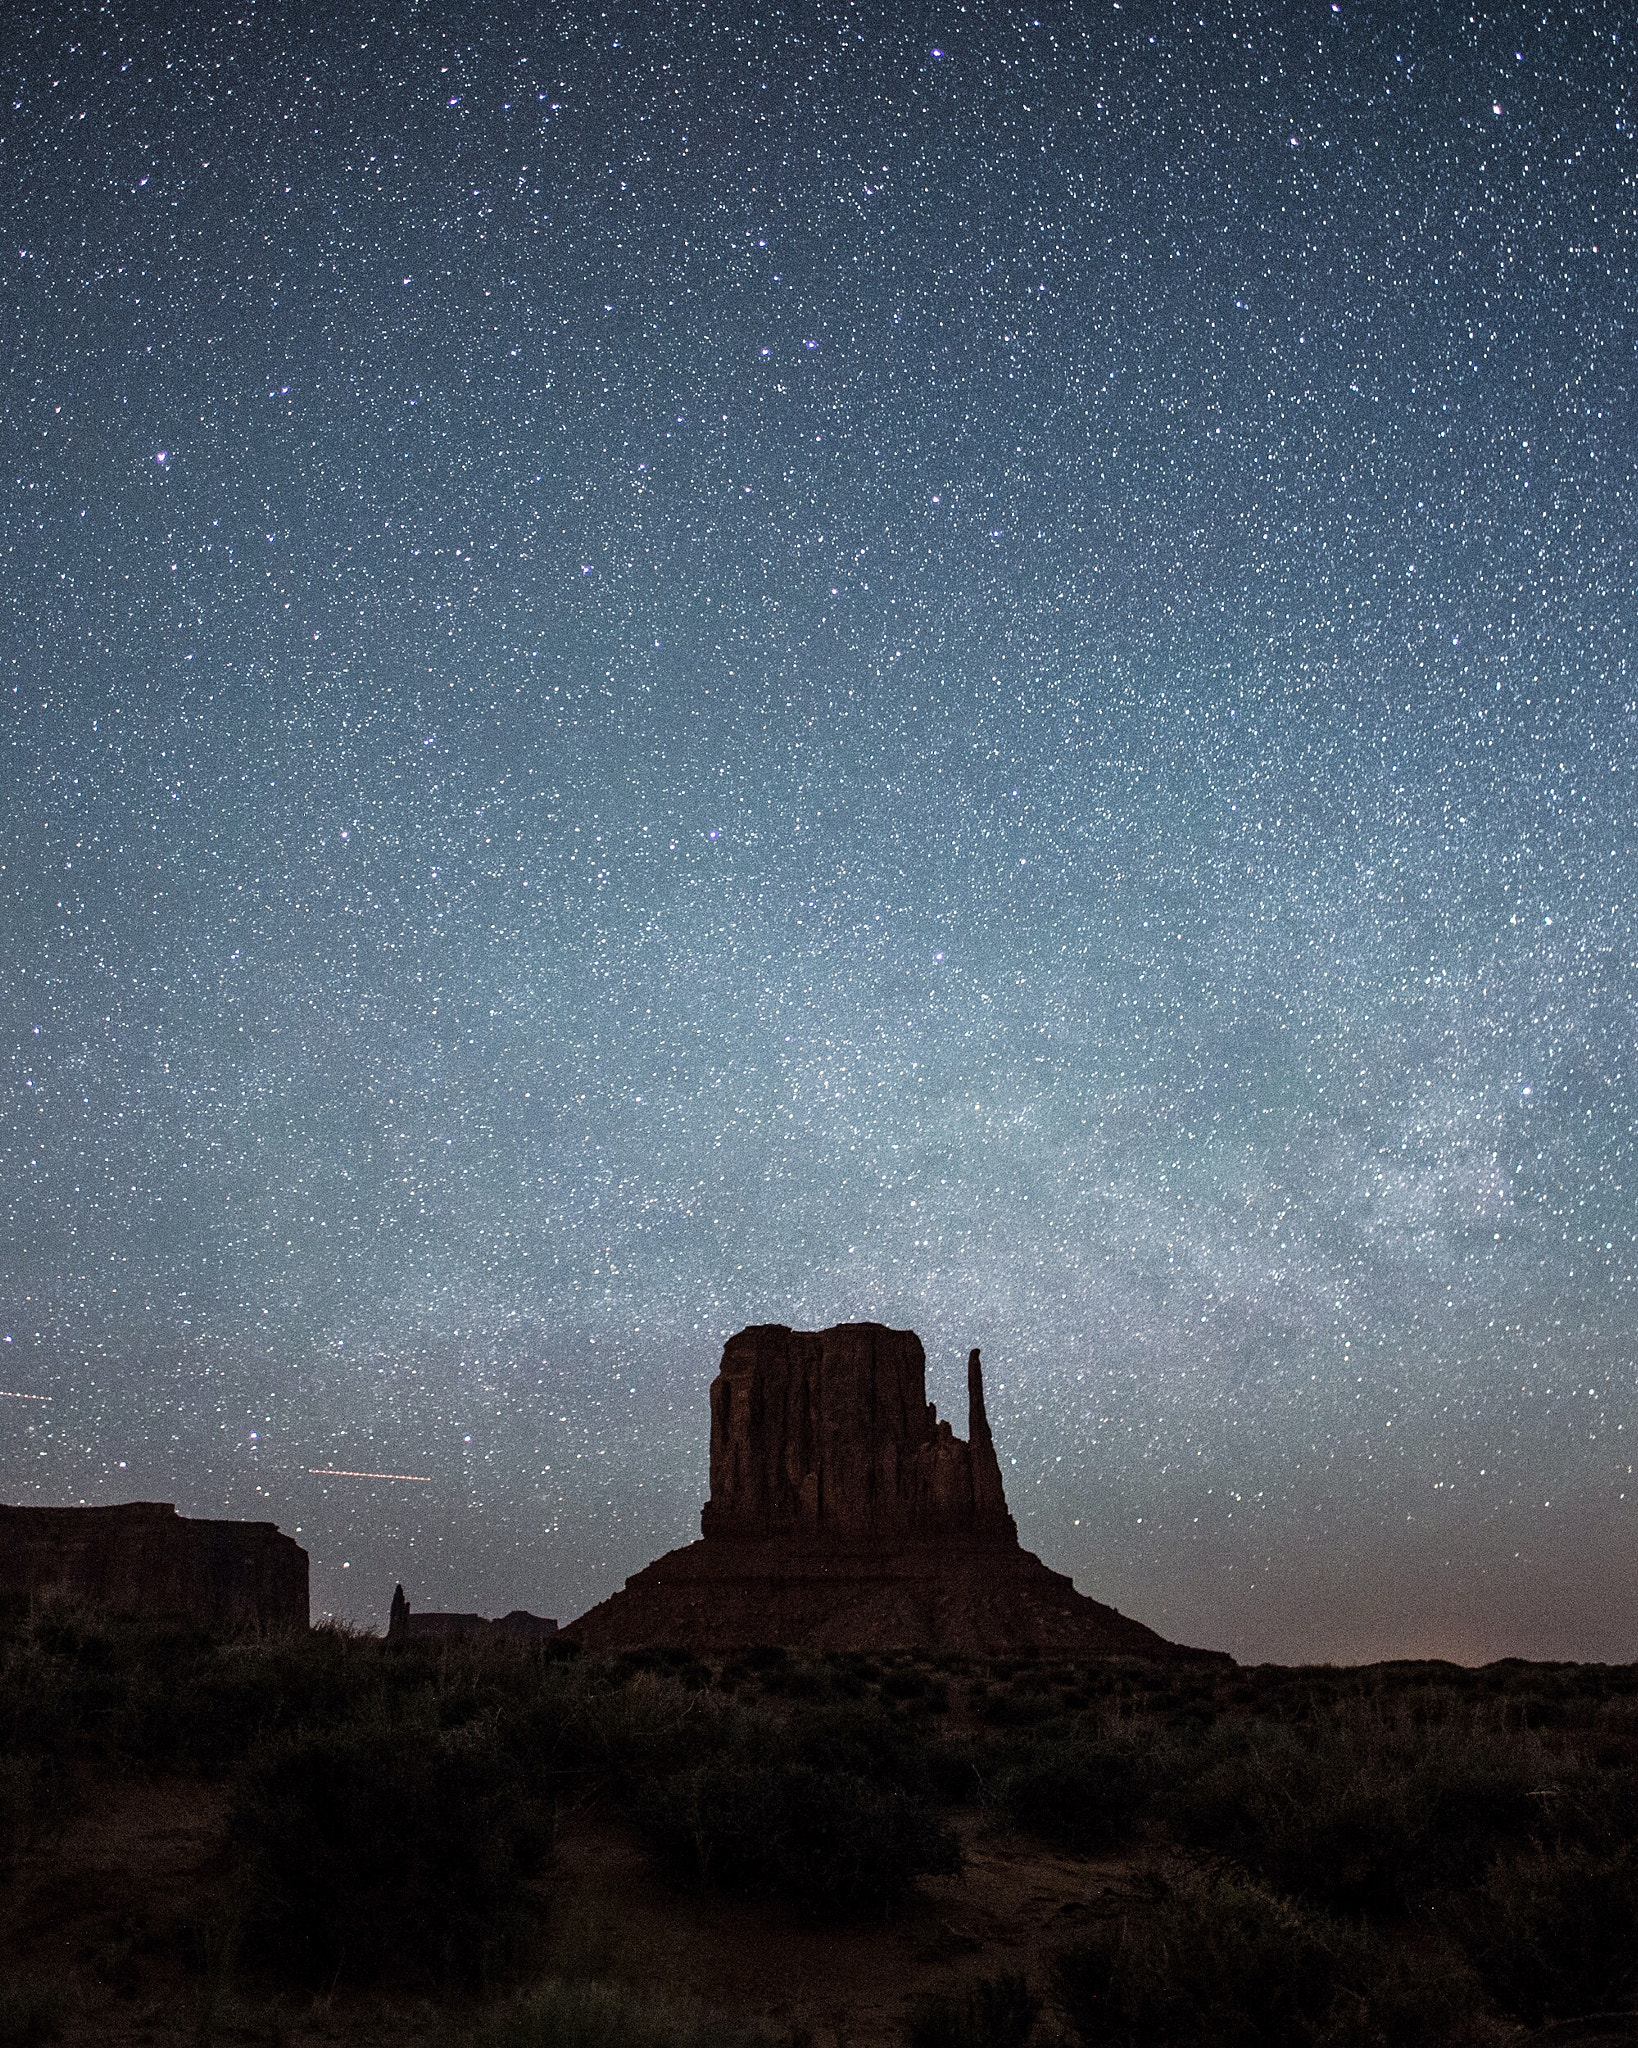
386 1583 558 1642
567 1322 1222 1660
0 1501 308 1630
701 1323 1014 1544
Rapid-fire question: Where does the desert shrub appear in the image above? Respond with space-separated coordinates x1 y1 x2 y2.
756 1660 830 1699
1317 1938 1491 2048
634 1741 959 1918
0 1605 133 1760
1554 1757 1638 1856
124 1622 378 1767
975 1674 1061 1730
1053 1870 1483 2048
534 1664 744 1803
1163 1714 1548 1914
613 1646 710 1691
230 1717 550 1986
780 1696 935 1788
994 1732 1153 1854
1453 1846 1638 2024
0 1607 379 1772
903 1971 1040 2048
1054 1872 1340 2048
468 1978 773 2048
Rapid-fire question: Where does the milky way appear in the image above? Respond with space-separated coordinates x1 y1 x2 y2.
2 3 1633 1660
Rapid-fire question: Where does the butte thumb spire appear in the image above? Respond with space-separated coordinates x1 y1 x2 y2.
966 1345 1010 1530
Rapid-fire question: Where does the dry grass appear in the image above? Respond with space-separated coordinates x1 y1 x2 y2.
4 1610 1638 2043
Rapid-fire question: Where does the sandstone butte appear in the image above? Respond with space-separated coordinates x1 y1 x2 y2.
566 1321 1224 1660
0 1500 309 1630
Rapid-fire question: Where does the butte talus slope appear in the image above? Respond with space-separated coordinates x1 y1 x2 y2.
567 1322 1220 1658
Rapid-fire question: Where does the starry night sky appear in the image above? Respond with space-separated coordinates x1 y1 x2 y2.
2 2 1634 1662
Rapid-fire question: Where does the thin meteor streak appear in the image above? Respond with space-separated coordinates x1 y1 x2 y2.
307 1467 432 1482
0 1390 51 1401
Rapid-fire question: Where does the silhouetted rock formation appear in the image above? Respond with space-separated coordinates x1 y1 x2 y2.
0 1501 308 1629
567 1323 1223 1660
386 1583 557 1642
702 1324 1015 1544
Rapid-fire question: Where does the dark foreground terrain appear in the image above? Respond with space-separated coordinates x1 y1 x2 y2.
2 1604 1637 2047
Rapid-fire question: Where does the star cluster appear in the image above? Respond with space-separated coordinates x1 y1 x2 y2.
2 2 1634 1659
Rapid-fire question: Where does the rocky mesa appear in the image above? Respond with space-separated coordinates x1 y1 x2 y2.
567 1321 1222 1659
0 1500 309 1629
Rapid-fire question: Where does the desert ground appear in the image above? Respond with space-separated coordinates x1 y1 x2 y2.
4 1614 1637 2046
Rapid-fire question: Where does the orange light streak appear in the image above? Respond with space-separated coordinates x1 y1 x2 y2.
307 1466 433 1482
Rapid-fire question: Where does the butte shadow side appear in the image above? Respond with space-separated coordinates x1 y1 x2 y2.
0 1500 308 1629
567 1322 1224 1659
